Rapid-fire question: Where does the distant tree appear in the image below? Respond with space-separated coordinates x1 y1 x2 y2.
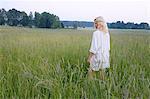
28 12 34 27
0 8 7 25
108 21 149 29
51 15 61 28
0 15 4 25
1 8 149 30
139 23 149 29
125 22 134 29
34 12 41 27
109 22 118 29
38 12 52 28
6 8 21 26
34 12 61 28
114 21 125 29
0 16 5 25
20 11 29 26
61 22 64 28
73 21 78 29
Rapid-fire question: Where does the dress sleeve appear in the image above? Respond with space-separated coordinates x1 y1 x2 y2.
89 32 98 54
108 33 110 51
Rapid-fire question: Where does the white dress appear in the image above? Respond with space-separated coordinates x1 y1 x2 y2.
89 30 110 71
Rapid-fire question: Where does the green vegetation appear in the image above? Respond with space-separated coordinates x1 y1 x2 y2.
0 8 149 29
0 8 61 28
0 26 150 98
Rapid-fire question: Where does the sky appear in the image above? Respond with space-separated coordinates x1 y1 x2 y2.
0 0 150 24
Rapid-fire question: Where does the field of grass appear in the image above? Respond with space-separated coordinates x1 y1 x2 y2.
0 26 150 98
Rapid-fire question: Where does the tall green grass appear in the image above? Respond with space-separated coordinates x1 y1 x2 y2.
0 26 150 98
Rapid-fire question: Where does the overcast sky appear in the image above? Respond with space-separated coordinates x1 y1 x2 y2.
0 0 149 24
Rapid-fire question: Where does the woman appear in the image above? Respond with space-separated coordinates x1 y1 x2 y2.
87 16 110 80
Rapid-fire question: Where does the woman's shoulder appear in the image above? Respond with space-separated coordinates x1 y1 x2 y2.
93 30 102 35
92 30 98 36
106 32 110 37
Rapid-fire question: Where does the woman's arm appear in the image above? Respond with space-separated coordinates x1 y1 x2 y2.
88 31 97 63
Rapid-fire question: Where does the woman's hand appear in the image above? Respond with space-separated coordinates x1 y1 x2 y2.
87 57 91 63
87 52 94 63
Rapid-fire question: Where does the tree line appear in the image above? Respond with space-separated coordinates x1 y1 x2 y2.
0 8 62 28
0 8 149 29
108 21 149 29
61 21 149 30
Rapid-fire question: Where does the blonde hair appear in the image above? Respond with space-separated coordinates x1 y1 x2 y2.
94 16 108 33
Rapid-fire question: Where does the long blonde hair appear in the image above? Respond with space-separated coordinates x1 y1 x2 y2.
94 16 108 33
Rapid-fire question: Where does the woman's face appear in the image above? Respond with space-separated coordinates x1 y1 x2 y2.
94 22 102 29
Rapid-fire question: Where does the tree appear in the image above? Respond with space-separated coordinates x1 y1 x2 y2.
34 12 41 27
38 12 52 28
0 8 66 29
61 22 64 28
125 22 135 29
73 21 78 29
20 11 29 26
6 8 21 26
0 8 7 25
51 15 61 28
34 12 61 28
139 23 149 29
0 16 5 25
28 12 34 27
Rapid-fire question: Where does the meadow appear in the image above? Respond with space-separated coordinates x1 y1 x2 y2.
0 26 150 98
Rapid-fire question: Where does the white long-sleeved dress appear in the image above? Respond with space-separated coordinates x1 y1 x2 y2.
89 30 110 71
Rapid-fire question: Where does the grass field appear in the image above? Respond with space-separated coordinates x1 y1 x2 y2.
0 26 150 98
